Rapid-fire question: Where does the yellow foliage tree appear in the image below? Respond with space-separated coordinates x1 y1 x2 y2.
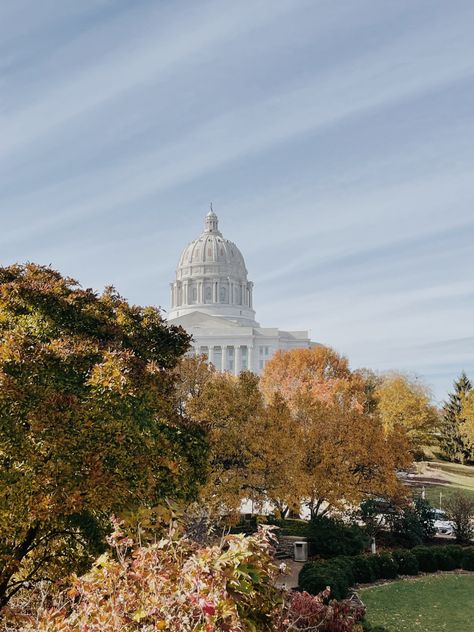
461 391 474 447
297 396 410 516
375 373 439 453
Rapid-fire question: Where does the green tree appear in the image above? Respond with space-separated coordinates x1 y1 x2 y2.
0 264 207 609
440 372 473 463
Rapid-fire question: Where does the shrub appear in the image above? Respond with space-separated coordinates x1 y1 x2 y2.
351 555 376 583
308 515 369 557
412 546 438 572
444 544 465 567
281 590 365 631
267 517 310 537
299 561 353 600
434 548 457 571
376 553 398 579
4 522 284 631
462 547 474 571
388 498 436 547
392 550 419 575
445 491 474 544
366 554 382 580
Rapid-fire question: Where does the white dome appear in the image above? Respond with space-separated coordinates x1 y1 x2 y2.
169 207 258 325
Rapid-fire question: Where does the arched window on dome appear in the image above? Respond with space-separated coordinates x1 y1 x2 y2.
219 286 227 303
205 286 212 303
192 287 197 302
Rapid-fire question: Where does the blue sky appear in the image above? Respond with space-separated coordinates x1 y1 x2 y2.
1 0 473 402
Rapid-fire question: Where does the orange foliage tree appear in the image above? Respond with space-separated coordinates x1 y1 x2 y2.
261 347 410 516
260 346 365 411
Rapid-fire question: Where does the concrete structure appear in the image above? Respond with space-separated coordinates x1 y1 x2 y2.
168 207 314 373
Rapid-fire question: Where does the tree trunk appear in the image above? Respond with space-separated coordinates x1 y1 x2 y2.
0 523 40 610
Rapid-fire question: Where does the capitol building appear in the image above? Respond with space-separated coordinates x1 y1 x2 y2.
168 207 314 374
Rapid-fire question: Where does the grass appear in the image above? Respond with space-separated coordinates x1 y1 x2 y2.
409 461 474 508
361 574 474 632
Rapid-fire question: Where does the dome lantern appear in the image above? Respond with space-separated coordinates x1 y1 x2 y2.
204 204 219 234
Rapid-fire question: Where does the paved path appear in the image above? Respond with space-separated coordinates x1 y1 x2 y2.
275 559 304 590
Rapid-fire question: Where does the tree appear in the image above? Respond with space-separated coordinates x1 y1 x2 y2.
260 346 366 412
440 372 474 463
261 348 411 517
0 264 207 608
462 389 474 449
445 491 474 544
297 396 410 517
375 373 439 455
186 371 303 515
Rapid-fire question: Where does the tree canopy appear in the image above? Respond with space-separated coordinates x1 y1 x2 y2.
441 372 474 463
0 264 207 607
375 373 439 455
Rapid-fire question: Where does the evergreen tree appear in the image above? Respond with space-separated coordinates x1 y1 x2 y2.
440 372 473 463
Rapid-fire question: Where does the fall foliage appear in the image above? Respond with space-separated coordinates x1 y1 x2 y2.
185 368 303 514
3 519 365 631
260 346 365 411
375 373 439 454
0 264 207 608
186 349 411 518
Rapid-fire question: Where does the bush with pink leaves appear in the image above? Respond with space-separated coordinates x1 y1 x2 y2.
3 521 365 631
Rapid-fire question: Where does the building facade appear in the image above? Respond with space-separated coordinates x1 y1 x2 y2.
168 208 314 374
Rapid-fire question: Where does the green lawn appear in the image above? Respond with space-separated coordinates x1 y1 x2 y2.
410 461 474 508
361 574 474 632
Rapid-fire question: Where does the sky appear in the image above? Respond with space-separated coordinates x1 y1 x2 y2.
1 0 473 403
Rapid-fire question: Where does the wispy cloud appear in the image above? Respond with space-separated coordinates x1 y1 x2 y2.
0 0 473 399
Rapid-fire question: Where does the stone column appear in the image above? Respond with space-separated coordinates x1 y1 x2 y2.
207 346 214 366
221 346 228 372
213 281 217 303
234 346 242 375
248 346 254 373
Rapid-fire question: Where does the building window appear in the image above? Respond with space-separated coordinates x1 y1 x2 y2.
219 286 227 303
259 359 264 370
192 287 197 302
205 286 212 302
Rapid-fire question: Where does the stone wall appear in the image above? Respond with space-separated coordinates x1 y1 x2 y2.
276 535 308 559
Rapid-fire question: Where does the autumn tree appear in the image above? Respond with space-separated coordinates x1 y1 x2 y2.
261 348 410 516
260 346 366 411
0 264 207 609
186 370 303 515
295 396 410 517
375 373 439 455
440 372 474 463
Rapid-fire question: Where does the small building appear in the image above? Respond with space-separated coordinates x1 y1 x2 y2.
168 207 314 374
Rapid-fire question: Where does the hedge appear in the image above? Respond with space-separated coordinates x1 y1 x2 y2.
299 545 474 597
